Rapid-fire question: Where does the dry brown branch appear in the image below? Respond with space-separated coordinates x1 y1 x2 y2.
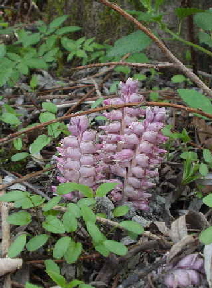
0 166 54 192
73 62 176 70
1 101 212 145
98 0 212 97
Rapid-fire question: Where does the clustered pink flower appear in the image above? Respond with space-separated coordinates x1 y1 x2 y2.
56 78 167 209
164 254 204 288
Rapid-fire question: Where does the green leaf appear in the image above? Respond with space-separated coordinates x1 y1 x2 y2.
7 211 31 225
199 163 209 177
1 112 21 125
180 151 198 161
203 149 212 163
63 211 78 232
67 203 81 218
198 31 212 48
95 243 110 257
42 196 61 212
77 198 96 207
194 10 212 31
95 183 118 197
114 65 131 75
107 30 152 57
91 98 104 109
57 182 94 198
42 216 65 234
67 279 84 288
30 135 51 154
133 73 146 81
22 33 41 48
119 221 144 234
79 285 95 288
39 112 55 123
47 122 61 138
103 240 127 256
11 152 29 162
26 234 49 251
203 194 212 207
46 270 66 287
24 58 48 70
0 44 6 58
30 195 45 207
13 138 23 150
0 190 27 202
17 62 29 75
175 8 204 19
8 234 27 258
177 89 212 114
56 26 82 35
113 206 129 217
53 236 71 259
199 226 212 244
44 259 60 274
25 283 42 288
30 75 38 89
171 74 187 83
81 205 96 223
64 241 82 264
86 221 105 243
42 102 58 113
49 15 68 30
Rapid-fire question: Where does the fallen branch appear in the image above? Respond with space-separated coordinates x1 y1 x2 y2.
1 101 212 145
98 0 212 98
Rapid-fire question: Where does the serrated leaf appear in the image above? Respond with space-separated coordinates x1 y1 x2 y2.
26 234 49 251
47 122 61 138
175 7 204 19
81 205 96 223
199 163 209 177
107 30 152 57
95 183 118 197
57 182 94 198
30 135 51 154
42 216 65 234
49 15 68 30
0 190 27 202
86 221 105 243
113 205 129 217
56 26 81 35
119 221 144 234
1 112 21 125
203 194 212 207
13 138 23 150
30 195 45 206
11 152 29 162
42 102 58 113
199 226 212 244
53 236 71 259
103 240 127 256
44 259 60 274
77 198 96 207
8 234 27 258
42 196 61 212
7 211 32 225
178 89 212 114
17 62 29 75
24 58 48 69
64 241 82 264
63 211 78 232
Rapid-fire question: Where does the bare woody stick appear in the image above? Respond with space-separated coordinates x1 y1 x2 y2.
98 0 212 98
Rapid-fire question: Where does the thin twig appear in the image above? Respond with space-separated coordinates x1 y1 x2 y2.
98 0 212 97
1 101 212 145
0 166 54 192
73 62 176 70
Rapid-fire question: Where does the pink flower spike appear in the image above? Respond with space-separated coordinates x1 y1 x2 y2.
114 149 134 161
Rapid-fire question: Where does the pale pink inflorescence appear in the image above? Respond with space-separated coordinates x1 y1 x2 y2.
56 78 167 209
164 254 204 288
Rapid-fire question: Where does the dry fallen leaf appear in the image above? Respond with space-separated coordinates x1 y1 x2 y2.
0 258 23 276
